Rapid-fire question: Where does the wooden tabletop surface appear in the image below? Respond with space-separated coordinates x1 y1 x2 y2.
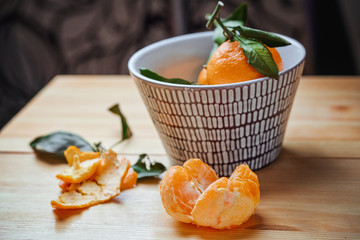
0 75 359 239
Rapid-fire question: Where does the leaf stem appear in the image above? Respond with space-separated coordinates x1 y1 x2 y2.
216 18 234 40
206 1 223 29
109 139 124 149
206 1 234 40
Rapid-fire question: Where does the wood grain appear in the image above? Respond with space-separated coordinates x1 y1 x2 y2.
0 75 359 239
0 153 359 239
1 76 359 156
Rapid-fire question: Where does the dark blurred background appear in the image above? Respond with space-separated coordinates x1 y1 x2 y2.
0 0 359 129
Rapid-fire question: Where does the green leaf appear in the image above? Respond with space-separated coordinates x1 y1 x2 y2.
225 2 247 23
211 4 247 45
206 2 247 24
132 154 167 179
235 35 279 79
29 131 95 159
109 103 133 148
140 68 195 85
234 25 291 47
213 20 243 45
204 2 291 80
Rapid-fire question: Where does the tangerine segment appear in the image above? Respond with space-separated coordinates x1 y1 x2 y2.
183 158 218 192
192 164 260 229
160 159 219 223
160 166 201 223
200 41 283 85
51 150 130 209
192 180 258 229
64 146 100 167
230 164 260 203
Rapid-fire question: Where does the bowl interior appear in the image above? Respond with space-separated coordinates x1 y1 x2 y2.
128 31 305 84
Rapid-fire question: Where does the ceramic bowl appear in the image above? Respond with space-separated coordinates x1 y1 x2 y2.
128 31 305 176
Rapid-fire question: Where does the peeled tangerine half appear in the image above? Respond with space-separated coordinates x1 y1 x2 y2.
51 149 130 209
160 159 260 229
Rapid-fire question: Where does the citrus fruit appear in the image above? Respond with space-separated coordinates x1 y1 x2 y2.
192 164 260 229
160 159 260 229
198 40 283 85
197 67 208 85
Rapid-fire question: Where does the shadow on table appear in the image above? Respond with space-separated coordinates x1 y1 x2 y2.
257 146 344 198
173 214 268 239
172 203 300 238
137 177 162 184
53 208 89 220
53 208 89 232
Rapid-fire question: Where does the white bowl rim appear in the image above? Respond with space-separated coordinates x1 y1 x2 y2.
128 31 306 89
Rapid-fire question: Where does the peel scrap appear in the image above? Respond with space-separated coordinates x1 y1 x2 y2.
121 168 138 190
64 145 100 166
56 156 101 183
51 148 131 209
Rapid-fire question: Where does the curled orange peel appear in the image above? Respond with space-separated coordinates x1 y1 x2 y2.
121 168 138 190
56 155 101 183
51 148 130 209
64 145 100 166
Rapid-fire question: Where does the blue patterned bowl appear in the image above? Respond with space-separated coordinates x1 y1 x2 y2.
128 31 305 176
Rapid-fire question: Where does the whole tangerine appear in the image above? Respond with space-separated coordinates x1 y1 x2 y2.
198 41 283 85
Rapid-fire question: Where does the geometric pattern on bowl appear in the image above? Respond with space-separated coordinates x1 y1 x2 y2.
133 61 305 176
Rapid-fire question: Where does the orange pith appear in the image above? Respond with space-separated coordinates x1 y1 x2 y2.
198 41 283 85
160 159 260 229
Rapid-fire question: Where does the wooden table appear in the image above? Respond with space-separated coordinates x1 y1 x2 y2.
0 75 359 239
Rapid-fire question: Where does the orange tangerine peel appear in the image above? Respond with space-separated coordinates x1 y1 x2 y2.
58 180 80 192
64 145 100 166
51 148 130 209
160 159 260 229
121 168 138 190
56 155 101 183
